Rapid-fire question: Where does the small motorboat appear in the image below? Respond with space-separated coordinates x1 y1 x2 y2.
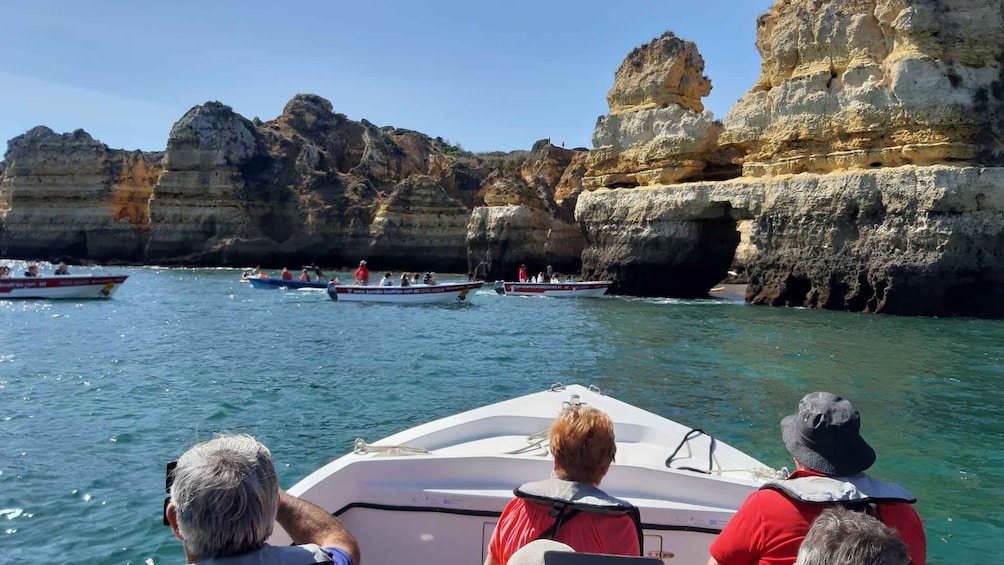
246 276 329 290
495 280 612 297
327 281 483 303
269 383 780 564
0 275 128 299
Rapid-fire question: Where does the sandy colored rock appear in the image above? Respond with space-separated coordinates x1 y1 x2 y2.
0 127 162 262
722 0 1004 176
585 32 736 189
607 31 712 115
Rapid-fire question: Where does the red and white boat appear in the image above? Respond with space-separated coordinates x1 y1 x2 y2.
495 280 612 298
327 281 483 303
0 275 128 299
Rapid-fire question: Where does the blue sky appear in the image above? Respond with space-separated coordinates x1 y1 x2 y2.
1 0 774 154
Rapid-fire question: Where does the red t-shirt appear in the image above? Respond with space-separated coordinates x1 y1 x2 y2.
709 470 926 565
488 497 639 564
354 266 369 282
280 270 293 280
518 268 528 282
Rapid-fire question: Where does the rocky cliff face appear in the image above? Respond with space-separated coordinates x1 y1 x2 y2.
722 0 1004 177
0 127 162 262
0 94 581 272
583 32 738 190
576 0 1004 316
467 142 588 280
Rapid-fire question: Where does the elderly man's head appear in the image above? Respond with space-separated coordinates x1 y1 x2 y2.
549 405 616 486
167 434 279 560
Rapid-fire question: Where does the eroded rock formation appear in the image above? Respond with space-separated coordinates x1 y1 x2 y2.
0 127 162 262
584 32 737 190
467 141 588 280
577 0 1004 316
721 0 1004 177
0 95 583 273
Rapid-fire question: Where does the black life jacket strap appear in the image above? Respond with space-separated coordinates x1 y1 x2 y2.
535 507 583 541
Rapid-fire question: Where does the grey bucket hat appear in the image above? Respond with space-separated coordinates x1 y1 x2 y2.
781 392 876 476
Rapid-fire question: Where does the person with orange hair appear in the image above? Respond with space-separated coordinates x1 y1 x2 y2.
484 404 642 565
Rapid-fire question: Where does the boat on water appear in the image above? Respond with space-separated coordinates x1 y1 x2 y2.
495 280 613 297
246 276 329 290
327 281 483 303
270 383 779 564
0 274 128 299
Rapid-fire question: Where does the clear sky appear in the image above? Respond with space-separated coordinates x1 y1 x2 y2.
0 0 774 155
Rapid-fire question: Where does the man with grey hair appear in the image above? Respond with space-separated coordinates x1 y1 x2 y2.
166 434 360 564
795 507 910 565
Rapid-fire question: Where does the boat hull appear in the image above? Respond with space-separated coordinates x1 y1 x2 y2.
247 277 328 290
501 281 611 297
0 275 128 299
328 282 482 303
271 384 772 564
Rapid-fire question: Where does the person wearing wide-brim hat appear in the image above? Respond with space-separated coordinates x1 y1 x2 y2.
707 392 927 565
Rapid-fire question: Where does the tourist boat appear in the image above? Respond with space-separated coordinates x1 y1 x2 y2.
495 280 613 297
327 281 483 303
0 274 129 299
246 276 329 290
270 383 779 564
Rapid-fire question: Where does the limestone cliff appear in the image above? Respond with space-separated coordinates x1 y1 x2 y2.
467 141 588 280
576 0 1004 316
0 127 162 262
583 32 737 190
721 0 1004 176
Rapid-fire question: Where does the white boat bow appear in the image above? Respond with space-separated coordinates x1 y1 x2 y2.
270 384 779 563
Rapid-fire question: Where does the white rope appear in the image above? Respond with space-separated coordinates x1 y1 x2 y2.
353 438 429 456
505 428 550 455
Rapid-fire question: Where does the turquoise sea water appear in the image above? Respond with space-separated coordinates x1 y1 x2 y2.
0 267 1001 564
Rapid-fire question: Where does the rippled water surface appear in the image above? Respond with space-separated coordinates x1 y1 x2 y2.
1 267 1001 564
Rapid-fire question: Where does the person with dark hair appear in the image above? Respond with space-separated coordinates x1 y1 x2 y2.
280 267 294 280
299 269 312 281
166 434 359 565
795 507 910 565
24 263 40 277
380 272 394 286
400 273 411 287
707 393 925 565
485 405 641 565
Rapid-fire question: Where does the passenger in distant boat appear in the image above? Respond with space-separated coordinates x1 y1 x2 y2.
794 507 910 565
380 272 394 286
0 265 12 278
400 273 411 287
354 260 370 285
707 392 926 565
422 272 437 285
546 265 553 279
313 266 326 281
518 264 529 283
24 264 40 277
299 269 312 281
53 262 70 276
166 434 360 565
413 273 422 285
565 276 574 283
536 272 545 283
484 405 642 565
280 267 294 280
257 271 270 278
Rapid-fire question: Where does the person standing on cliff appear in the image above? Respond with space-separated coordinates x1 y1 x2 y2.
707 392 925 565
354 260 370 285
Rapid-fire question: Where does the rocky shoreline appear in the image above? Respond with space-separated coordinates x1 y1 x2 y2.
3 0 1004 318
